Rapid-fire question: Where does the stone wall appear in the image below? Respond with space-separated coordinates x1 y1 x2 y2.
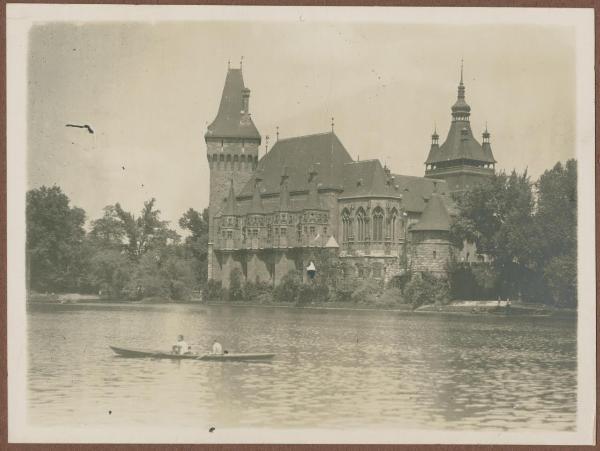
273 250 300 285
339 255 401 283
431 171 491 193
246 251 273 285
410 230 451 275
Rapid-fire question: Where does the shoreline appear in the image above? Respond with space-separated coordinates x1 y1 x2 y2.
27 296 577 318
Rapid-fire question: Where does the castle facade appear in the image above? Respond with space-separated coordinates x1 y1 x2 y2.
205 65 496 287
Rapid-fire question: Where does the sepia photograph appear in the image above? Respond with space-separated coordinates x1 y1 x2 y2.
6 4 595 445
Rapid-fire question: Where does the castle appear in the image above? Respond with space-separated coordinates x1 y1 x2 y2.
205 64 496 287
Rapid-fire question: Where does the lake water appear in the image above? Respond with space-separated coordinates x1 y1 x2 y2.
27 302 576 431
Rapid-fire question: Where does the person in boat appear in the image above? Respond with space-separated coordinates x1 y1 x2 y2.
212 340 223 355
172 335 189 355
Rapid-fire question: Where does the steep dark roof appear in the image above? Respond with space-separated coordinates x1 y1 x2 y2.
239 132 352 197
410 193 451 232
340 160 393 198
426 122 496 164
205 68 261 141
339 160 453 212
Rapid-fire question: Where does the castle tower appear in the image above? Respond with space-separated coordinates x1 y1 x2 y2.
206 65 261 280
424 63 496 192
409 183 451 275
219 179 238 250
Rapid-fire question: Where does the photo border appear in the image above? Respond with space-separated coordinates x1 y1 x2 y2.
3 1 597 448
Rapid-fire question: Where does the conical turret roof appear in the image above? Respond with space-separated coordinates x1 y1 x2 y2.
411 190 451 232
205 67 261 141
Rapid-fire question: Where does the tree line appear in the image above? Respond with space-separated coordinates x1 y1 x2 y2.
26 158 577 307
26 186 209 301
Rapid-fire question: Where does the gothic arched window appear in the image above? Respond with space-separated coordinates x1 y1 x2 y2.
373 207 384 241
356 208 366 241
341 209 351 243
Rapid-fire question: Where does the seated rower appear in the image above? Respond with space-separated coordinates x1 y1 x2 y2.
172 334 189 355
212 340 223 355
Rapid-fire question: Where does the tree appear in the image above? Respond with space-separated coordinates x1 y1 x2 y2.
179 208 209 287
88 206 126 250
26 185 89 292
121 247 195 302
228 268 244 301
451 170 535 299
112 198 180 261
534 160 577 306
88 249 132 299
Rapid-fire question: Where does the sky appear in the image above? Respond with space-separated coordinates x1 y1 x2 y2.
27 21 575 229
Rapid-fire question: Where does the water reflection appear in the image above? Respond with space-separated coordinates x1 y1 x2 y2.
27 303 576 430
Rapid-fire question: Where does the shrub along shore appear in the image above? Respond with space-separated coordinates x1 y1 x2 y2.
201 272 574 318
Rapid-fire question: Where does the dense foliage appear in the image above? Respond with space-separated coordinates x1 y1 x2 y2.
27 185 209 301
26 186 89 293
450 160 577 306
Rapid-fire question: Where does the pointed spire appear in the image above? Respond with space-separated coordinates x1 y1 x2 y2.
279 166 290 211
482 121 491 143
481 121 490 146
331 117 335 133
276 126 279 141
240 55 244 70
305 164 321 210
249 173 264 214
452 59 471 122
224 179 237 216
431 122 439 145
457 58 466 100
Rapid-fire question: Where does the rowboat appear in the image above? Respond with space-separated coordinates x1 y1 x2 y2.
109 346 275 362
109 346 199 359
